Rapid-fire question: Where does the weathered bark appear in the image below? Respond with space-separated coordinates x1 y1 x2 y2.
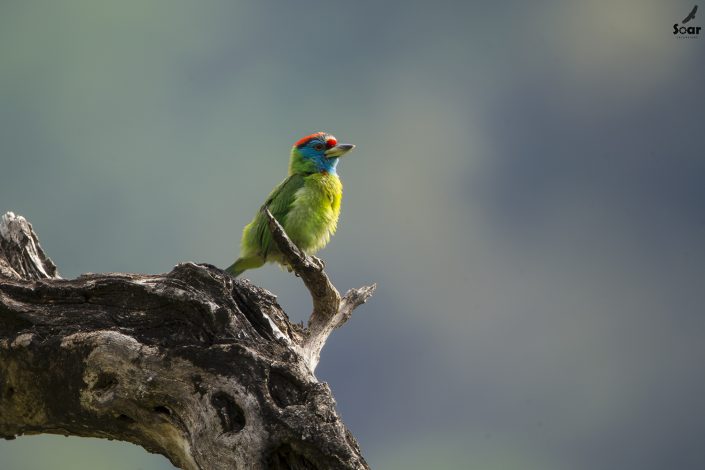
0 211 374 470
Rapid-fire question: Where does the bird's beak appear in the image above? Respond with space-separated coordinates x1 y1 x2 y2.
325 143 355 158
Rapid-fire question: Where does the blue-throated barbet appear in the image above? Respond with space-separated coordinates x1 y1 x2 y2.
226 132 355 277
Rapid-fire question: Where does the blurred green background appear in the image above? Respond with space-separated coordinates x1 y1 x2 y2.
1 0 704 468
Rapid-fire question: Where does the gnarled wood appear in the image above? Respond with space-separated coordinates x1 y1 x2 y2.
0 212 373 470
262 207 376 369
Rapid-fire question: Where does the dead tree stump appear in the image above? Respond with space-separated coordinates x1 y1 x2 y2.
0 211 375 470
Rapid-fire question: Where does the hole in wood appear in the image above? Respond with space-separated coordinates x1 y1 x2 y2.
93 372 118 391
153 405 171 416
117 414 136 424
268 370 305 408
267 444 319 470
210 391 245 433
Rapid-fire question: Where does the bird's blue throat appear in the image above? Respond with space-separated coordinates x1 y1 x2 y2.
317 157 338 175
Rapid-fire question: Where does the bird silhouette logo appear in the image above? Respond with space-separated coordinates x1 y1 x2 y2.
674 5 702 36
682 5 698 24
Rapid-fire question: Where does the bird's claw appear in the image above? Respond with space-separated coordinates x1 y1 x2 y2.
310 256 325 271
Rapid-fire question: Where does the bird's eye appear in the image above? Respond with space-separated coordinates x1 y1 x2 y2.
313 143 325 151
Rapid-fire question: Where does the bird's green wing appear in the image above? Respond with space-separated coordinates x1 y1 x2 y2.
252 173 305 258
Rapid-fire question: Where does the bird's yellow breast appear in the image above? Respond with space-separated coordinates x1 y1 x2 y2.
284 173 342 253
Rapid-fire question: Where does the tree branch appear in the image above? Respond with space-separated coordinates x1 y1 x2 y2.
0 212 371 470
0 212 59 280
262 207 376 370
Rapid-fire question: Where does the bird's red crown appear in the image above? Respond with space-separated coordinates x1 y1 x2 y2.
295 132 337 149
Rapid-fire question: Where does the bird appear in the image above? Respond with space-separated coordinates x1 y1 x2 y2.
683 5 698 24
225 132 355 277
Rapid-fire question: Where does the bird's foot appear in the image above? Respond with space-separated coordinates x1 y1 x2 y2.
310 256 325 271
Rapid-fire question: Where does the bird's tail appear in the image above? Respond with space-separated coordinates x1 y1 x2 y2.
224 256 264 278
225 260 245 278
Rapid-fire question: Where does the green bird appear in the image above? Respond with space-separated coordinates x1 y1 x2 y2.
226 132 355 277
